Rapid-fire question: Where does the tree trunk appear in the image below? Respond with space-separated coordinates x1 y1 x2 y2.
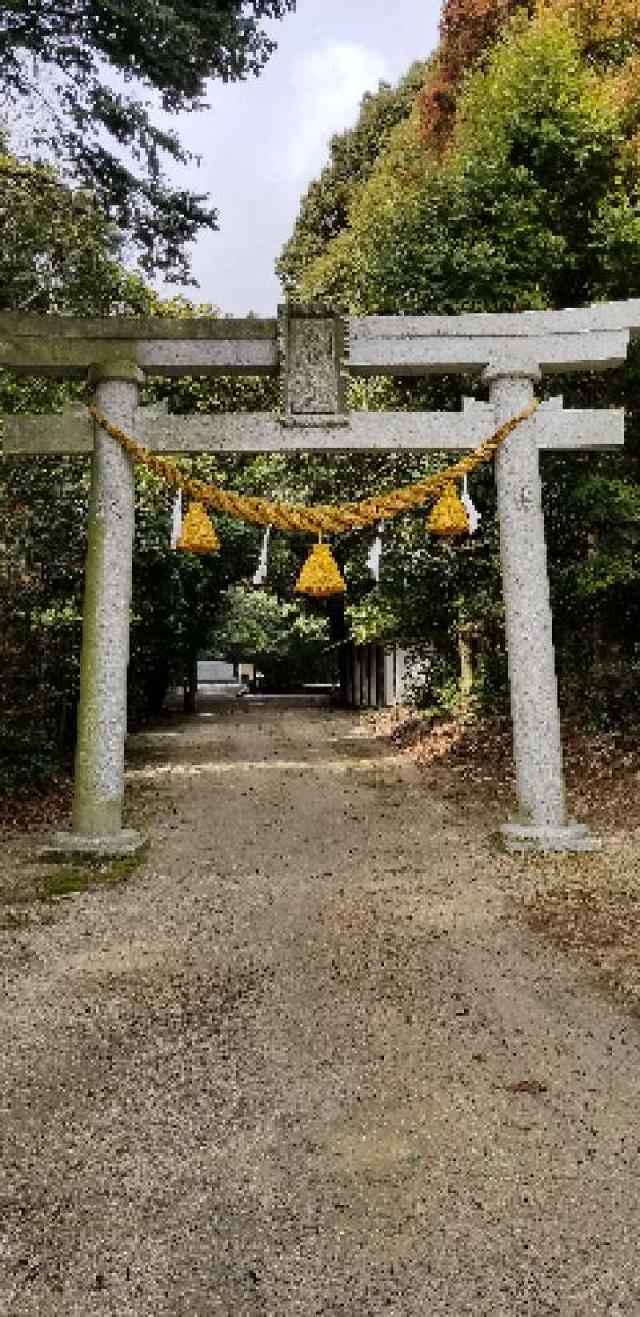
458 628 474 699
183 655 198 714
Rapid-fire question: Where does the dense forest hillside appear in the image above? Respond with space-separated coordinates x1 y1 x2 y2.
279 0 640 729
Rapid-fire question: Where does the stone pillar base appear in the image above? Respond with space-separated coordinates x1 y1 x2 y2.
43 829 145 859
499 821 602 855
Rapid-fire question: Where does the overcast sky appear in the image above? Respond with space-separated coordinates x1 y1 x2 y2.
162 0 440 315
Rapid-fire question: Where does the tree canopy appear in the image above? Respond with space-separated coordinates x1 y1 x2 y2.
0 148 154 315
0 1 296 276
278 2 640 725
277 61 426 300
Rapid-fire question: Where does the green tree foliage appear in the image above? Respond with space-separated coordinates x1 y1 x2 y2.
320 16 635 314
0 152 285 787
0 148 159 789
0 150 154 314
211 586 334 690
279 8 640 725
1 451 89 790
0 1 296 275
277 62 426 302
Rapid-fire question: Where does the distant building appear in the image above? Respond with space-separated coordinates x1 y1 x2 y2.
197 660 236 684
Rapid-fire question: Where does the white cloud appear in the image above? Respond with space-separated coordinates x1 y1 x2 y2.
285 41 389 181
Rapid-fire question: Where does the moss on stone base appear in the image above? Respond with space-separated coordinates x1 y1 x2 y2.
38 852 143 902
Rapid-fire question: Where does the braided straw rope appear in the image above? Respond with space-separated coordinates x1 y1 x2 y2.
88 400 539 536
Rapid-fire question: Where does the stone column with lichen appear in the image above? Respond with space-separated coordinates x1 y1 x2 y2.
66 361 143 854
489 372 599 852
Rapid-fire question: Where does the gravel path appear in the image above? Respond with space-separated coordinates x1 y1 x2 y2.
1 703 639 1315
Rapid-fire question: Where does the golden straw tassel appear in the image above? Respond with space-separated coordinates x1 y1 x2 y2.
176 502 220 554
427 483 470 538
294 538 346 597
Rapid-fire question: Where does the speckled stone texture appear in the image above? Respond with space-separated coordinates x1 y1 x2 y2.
493 371 566 828
3 394 625 456
0 311 279 377
490 373 598 851
44 829 144 859
348 302 638 376
279 306 346 419
500 821 603 854
69 364 142 851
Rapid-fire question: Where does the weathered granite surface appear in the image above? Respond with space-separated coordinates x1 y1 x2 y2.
69 362 143 853
279 306 346 417
0 314 278 378
490 371 601 851
3 398 625 455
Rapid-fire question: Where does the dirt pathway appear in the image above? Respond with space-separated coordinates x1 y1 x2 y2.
1 703 639 1315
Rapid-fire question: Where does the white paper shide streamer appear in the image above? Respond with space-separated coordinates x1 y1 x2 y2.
170 490 183 548
253 525 271 586
366 522 384 582
461 477 481 535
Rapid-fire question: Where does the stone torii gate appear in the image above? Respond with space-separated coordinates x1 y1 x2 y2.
3 301 638 855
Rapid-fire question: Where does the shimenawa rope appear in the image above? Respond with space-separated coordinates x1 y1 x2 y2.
88 401 538 537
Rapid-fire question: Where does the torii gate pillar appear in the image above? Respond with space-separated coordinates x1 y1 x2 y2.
490 371 598 852
53 361 144 856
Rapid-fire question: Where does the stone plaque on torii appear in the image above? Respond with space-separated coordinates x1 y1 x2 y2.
3 299 638 854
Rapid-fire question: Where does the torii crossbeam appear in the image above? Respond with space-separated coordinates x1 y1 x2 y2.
3 302 636 854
